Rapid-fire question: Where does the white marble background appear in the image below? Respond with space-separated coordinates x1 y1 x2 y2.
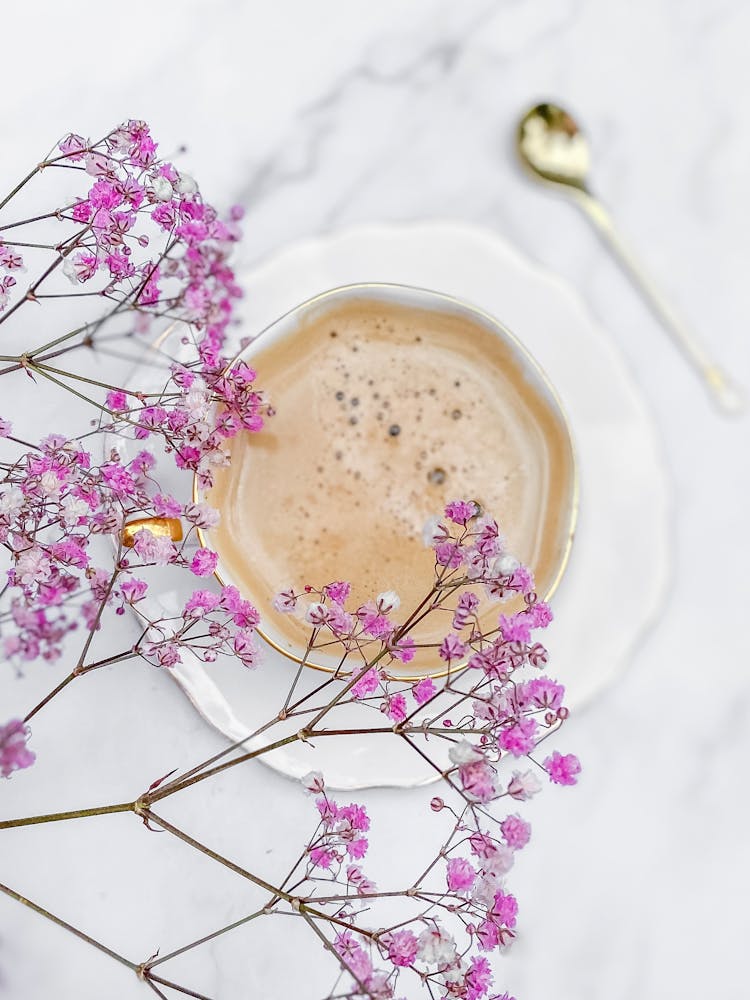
1 2 749 998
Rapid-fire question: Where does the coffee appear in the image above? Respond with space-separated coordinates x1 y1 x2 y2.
206 293 575 673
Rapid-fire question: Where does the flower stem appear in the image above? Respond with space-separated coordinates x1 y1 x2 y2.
0 880 138 971
145 981 170 1000
33 360 135 395
29 321 98 357
0 250 69 327
142 809 292 900
26 363 117 416
299 911 370 995
24 670 77 722
145 908 267 970
146 733 302 803
0 801 135 830
0 166 42 214
145 974 214 1000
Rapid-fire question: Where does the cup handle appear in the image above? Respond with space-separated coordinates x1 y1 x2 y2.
121 516 184 547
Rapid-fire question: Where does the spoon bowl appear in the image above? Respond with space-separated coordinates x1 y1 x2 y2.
517 103 591 192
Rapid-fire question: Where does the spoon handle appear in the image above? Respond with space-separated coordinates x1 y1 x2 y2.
575 192 744 415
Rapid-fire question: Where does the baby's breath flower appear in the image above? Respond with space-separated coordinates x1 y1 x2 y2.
0 107 578 997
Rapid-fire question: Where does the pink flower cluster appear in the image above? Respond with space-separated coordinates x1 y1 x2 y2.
439 821 536 955
139 585 260 670
1 115 582 999
0 719 35 778
430 501 535 603
308 792 371 871
0 122 274 677
54 124 269 488
274 584 437 717
0 122 238 326
116 353 267 493
272 501 572 745
0 237 23 311
56 123 242 335
277 585 414 660
304 799 534 998
0 428 264 673
1 121 269 493
286 501 580 998
333 922 499 999
333 930 392 997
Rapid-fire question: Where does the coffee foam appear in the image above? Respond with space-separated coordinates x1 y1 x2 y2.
207 297 574 671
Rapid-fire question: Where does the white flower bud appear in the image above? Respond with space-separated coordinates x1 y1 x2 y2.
300 770 324 794
494 553 519 577
39 471 61 497
376 590 400 613
417 926 457 965
508 768 543 800
61 257 79 284
151 175 174 202
0 487 24 516
448 739 482 766
422 515 442 547
305 601 330 626
176 173 197 195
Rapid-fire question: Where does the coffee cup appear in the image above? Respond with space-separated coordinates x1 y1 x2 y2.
195 283 577 679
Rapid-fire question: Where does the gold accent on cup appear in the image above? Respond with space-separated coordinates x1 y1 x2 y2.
193 282 580 681
121 516 183 548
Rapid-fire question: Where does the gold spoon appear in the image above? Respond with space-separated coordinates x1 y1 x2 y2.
516 102 743 415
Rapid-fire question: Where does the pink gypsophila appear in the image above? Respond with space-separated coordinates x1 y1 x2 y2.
544 751 582 786
324 580 351 604
351 667 379 699
444 499 478 525
152 495 182 517
498 717 538 757
190 549 218 577
498 613 532 644
465 955 493 1000
440 632 467 664
507 769 543 800
184 590 221 617
412 677 435 705
132 529 177 565
384 929 418 967
105 390 129 411
446 856 476 893
0 719 35 777
527 600 553 628
389 633 415 663
500 814 531 850
385 693 408 723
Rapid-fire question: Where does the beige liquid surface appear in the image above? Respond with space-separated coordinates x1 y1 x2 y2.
207 297 575 672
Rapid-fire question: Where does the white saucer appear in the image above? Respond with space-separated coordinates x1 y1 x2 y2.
118 222 672 789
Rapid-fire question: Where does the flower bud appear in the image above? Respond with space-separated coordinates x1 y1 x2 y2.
300 770 324 794
376 590 400 613
176 173 198 195
151 175 173 202
494 553 519 577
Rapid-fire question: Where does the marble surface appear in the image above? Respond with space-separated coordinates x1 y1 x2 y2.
1 2 749 999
